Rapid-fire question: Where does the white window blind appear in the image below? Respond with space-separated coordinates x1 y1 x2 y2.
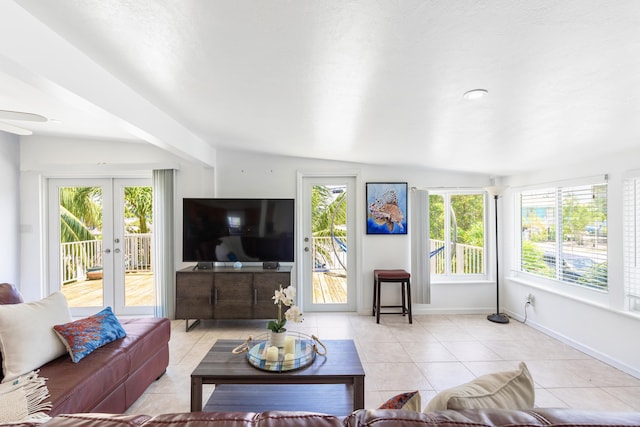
520 182 607 289
623 176 640 312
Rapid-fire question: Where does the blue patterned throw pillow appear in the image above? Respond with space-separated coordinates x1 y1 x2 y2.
53 307 126 363
378 390 421 411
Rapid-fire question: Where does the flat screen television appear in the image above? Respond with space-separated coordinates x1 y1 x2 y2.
182 198 295 263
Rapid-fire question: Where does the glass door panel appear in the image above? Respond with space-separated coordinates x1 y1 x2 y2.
301 176 356 312
115 180 154 314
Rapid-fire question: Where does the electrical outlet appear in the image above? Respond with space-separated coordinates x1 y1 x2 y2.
525 293 534 305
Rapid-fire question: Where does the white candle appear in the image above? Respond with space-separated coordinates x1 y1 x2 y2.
283 352 294 368
284 336 296 354
266 346 279 362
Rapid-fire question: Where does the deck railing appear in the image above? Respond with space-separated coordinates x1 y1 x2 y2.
311 236 483 275
312 236 347 273
61 234 152 284
430 239 484 274
61 234 482 283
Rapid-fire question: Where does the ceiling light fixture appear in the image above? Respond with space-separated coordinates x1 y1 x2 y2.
463 89 488 100
0 110 48 122
0 110 49 136
0 121 33 135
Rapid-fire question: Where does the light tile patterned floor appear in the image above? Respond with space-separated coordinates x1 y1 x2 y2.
126 313 640 415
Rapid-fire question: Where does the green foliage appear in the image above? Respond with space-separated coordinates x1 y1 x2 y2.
429 195 444 241
429 194 484 246
451 194 484 244
562 195 591 244
521 241 554 277
311 185 347 270
59 206 94 243
59 187 102 243
124 187 153 233
523 211 554 242
578 262 608 289
59 186 152 243
266 318 287 333
312 186 346 237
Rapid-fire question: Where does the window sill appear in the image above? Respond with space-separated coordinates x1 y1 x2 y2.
507 273 640 321
431 279 493 286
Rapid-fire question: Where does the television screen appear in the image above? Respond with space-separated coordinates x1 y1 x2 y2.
183 198 295 263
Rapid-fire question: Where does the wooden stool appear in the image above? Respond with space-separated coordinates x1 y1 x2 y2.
372 269 412 324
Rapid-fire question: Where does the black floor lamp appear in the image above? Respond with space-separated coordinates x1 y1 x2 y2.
486 186 509 324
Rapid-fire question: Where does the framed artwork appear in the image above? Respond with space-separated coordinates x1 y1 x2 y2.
366 182 408 234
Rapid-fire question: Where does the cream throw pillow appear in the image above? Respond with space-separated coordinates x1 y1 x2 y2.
0 292 72 383
424 362 535 412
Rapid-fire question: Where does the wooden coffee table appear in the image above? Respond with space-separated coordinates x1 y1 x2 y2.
191 338 365 416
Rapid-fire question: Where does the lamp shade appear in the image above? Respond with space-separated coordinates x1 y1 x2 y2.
484 186 508 197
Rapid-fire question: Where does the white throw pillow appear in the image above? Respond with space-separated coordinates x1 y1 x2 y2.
423 362 535 412
0 292 72 383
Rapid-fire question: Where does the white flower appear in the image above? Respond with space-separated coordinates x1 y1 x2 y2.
272 288 287 305
268 285 302 332
284 305 304 323
282 285 296 306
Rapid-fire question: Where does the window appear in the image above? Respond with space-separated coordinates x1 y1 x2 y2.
623 175 640 312
429 192 485 277
519 181 607 289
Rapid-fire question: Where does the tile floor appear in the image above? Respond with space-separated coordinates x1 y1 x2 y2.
126 313 640 415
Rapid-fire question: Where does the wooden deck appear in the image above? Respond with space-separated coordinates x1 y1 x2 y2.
62 271 154 308
312 271 347 304
62 270 347 309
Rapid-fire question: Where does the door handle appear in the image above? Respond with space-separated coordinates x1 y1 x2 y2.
114 248 121 254
104 248 111 254
304 247 310 252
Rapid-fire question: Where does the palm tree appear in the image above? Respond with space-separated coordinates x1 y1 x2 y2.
124 187 152 233
312 186 347 270
59 187 102 243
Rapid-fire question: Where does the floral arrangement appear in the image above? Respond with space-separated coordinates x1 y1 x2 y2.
267 285 303 333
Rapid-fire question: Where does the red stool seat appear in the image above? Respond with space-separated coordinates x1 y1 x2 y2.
374 270 411 280
373 269 412 324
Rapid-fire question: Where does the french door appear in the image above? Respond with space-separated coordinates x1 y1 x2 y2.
48 178 154 317
300 175 356 312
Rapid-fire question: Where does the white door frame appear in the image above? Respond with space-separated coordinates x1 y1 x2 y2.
296 170 362 312
47 178 153 317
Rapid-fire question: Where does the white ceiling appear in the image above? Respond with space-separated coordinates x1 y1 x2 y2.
2 0 640 175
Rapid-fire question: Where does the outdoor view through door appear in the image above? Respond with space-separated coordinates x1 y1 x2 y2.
311 184 348 305
53 180 154 315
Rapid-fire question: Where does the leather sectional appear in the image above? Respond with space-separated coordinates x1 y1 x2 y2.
0 283 170 416
10 408 640 426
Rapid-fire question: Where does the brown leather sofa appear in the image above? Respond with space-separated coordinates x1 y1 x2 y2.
0 283 171 416
10 408 640 426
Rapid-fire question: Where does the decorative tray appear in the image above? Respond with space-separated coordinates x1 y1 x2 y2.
232 331 326 372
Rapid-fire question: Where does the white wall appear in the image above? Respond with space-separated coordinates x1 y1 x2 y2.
15 136 640 377
503 147 640 378
213 149 494 315
19 136 215 302
0 132 20 286
18 137 495 314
